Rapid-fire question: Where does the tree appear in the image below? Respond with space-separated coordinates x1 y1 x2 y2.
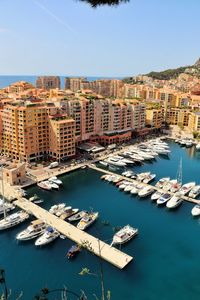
78 0 129 7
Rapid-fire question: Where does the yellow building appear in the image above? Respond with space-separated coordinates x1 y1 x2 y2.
166 108 190 127
146 109 164 128
188 112 200 132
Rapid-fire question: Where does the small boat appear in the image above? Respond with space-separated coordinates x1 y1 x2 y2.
112 176 122 183
166 193 183 209
143 174 156 184
49 176 62 185
35 227 60 246
68 211 88 222
155 177 170 188
101 175 107 180
60 208 79 220
77 212 98 230
118 181 130 190
48 181 59 190
179 182 196 195
191 204 200 217
171 182 182 193
0 211 29 230
49 203 66 215
99 161 108 167
111 225 138 246
189 185 200 198
29 194 40 202
137 172 151 182
130 183 143 195
16 220 46 241
157 193 171 205
124 184 135 193
66 244 81 259
151 191 163 201
163 179 178 191
196 143 200 150
138 186 155 198
0 199 15 215
37 181 52 191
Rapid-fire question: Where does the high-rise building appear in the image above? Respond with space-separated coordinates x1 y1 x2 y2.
36 76 61 90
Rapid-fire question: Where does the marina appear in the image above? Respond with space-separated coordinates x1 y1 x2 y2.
2 140 200 299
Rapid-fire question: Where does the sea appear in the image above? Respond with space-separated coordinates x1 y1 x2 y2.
1 140 200 299
0 76 120 89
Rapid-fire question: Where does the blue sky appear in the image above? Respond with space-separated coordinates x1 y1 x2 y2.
0 0 200 77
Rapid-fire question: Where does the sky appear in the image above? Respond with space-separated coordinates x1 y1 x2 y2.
0 0 200 77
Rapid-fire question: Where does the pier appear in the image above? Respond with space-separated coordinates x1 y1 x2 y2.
14 198 133 269
88 165 200 205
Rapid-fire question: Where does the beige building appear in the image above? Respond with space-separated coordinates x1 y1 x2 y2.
3 163 26 185
36 76 61 90
188 112 200 132
166 108 190 127
146 108 164 128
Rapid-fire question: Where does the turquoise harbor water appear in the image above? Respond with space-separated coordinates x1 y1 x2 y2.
1 140 200 299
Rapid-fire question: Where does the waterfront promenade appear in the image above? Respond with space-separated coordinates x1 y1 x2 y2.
14 198 133 269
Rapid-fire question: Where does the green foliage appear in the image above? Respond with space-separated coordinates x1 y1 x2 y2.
146 66 191 80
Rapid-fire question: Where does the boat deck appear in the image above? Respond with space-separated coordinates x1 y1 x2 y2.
14 198 133 269
89 165 200 205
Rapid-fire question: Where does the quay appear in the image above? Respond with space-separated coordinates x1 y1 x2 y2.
14 198 133 269
88 165 200 205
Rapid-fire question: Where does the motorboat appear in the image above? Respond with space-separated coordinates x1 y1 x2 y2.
143 174 156 184
124 184 135 193
16 220 46 241
163 179 178 191
0 199 15 215
191 204 200 217
49 203 66 215
130 183 143 195
60 208 79 220
118 181 131 190
99 161 108 167
0 211 29 230
137 172 151 182
138 186 154 198
170 182 182 193
189 185 200 198
101 174 107 180
111 225 138 246
67 244 81 259
157 193 171 205
29 194 40 202
68 211 88 222
166 193 183 209
48 181 59 190
151 191 163 201
179 182 196 195
49 176 62 185
196 143 200 150
155 177 170 188
122 170 135 178
77 212 98 230
112 176 122 184
35 227 60 246
105 158 126 167
37 181 52 191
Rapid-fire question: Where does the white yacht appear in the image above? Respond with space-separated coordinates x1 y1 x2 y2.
48 181 59 190
163 179 178 191
0 211 29 230
155 177 170 188
105 158 126 167
68 211 88 222
143 174 156 184
60 207 79 220
130 183 143 195
137 172 151 182
111 225 138 246
124 184 135 193
49 203 66 215
157 193 171 205
191 204 200 217
49 176 62 185
77 212 98 230
189 185 200 198
37 181 52 191
16 220 46 241
138 186 154 198
35 227 60 246
170 182 182 193
166 193 183 209
0 199 15 215
118 181 130 190
151 191 163 201
179 182 196 195
99 161 108 167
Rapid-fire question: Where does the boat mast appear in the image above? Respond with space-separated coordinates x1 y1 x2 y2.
177 158 182 185
1 167 6 219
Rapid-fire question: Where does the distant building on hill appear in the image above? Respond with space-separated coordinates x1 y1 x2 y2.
36 76 60 90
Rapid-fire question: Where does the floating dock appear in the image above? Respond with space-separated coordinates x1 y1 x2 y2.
14 198 133 269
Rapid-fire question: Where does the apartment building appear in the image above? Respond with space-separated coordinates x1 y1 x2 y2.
36 76 61 90
146 108 164 129
166 108 190 127
65 77 86 92
188 112 200 132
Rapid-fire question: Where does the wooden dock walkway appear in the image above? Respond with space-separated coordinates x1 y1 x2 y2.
14 198 133 269
88 165 200 205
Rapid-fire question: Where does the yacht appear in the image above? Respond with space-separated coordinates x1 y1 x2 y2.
112 176 122 184
101 174 107 180
191 204 200 217
155 177 170 188
130 183 143 195
111 225 138 246
179 182 196 195
77 212 98 230
118 181 130 190
48 181 59 190
49 176 62 185
105 158 126 167
138 186 154 198
124 184 135 193
151 191 163 201
143 174 156 184
99 161 108 167
68 211 88 222
137 172 151 182
29 194 40 202
49 203 66 215
0 199 15 215
166 193 183 209
0 211 29 230
163 179 178 191
157 193 171 205
170 182 182 193
189 185 200 198
60 207 79 220
37 181 52 191
16 220 46 241
35 227 60 246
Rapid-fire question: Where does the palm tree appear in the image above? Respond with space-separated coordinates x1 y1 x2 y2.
78 0 129 7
